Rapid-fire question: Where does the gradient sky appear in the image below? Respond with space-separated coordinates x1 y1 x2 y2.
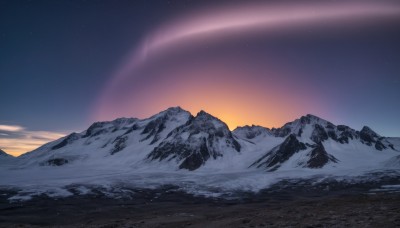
1 0 400 156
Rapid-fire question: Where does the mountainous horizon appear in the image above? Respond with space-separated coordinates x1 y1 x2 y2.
4 106 398 158
1 106 396 171
1 105 399 202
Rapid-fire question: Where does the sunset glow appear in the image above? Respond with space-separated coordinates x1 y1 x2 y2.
0 125 65 156
95 1 400 129
1 0 400 156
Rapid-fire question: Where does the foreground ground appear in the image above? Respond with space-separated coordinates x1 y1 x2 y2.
1 190 400 228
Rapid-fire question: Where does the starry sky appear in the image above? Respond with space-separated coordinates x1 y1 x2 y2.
1 0 400 156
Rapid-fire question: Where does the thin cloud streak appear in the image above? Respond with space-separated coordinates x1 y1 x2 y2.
0 124 65 156
108 1 400 86
0 125 25 132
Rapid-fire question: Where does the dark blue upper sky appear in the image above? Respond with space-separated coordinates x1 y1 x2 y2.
1 0 157 131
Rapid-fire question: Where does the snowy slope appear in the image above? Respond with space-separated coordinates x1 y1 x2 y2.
0 149 11 157
9 110 400 172
0 149 14 162
0 108 399 201
249 114 398 172
0 149 16 169
16 107 192 169
387 137 400 151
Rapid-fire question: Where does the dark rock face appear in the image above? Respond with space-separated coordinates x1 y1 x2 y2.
359 126 390 150
244 130 260 139
297 128 303 137
304 142 339 168
147 110 240 171
82 118 137 139
336 125 357 144
45 158 69 166
150 139 213 171
123 123 139 135
360 126 379 145
310 124 329 143
250 134 307 171
140 107 191 145
251 135 340 171
51 133 80 150
82 122 108 138
141 116 167 144
179 142 210 170
375 141 387 151
272 127 292 137
111 136 128 155
327 130 338 141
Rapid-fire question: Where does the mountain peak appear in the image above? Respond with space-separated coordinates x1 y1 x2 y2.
305 113 322 119
193 110 229 129
301 114 328 124
360 126 381 145
166 106 185 112
196 110 211 117
0 149 12 157
147 106 191 121
147 110 240 171
360 126 379 136
162 106 188 115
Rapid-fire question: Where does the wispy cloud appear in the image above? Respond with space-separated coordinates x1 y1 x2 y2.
0 124 66 156
0 124 25 132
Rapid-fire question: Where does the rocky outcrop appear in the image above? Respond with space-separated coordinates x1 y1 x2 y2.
52 133 80 150
310 124 329 143
110 135 128 155
140 107 191 145
44 158 69 166
303 142 339 168
147 110 241 171
250 134 307 171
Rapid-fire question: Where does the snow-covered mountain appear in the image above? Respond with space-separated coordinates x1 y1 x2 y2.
9 108 399 173
147 110 241 170
17 107 191 168
0 149 15 167
1 107 400 202
0 149 13 158
242 114 397 172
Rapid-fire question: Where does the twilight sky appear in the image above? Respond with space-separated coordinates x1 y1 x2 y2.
1 0 400 156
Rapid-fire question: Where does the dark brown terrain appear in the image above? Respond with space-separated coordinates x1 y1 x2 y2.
1 189 400 228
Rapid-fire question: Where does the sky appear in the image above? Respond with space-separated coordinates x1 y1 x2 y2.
1 0 400 156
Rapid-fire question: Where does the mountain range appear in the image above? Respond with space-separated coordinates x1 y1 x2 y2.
4 107 399 173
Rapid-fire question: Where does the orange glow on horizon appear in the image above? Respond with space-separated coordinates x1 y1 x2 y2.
0 130 65 157
95 64 329 130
